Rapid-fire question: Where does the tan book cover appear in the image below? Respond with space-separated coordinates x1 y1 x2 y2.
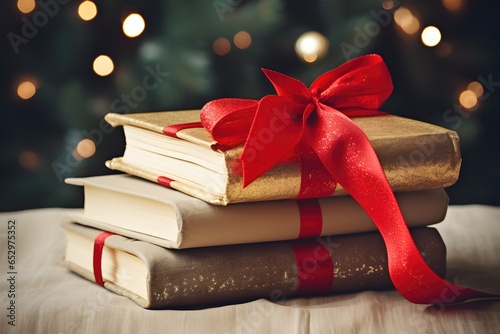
62 221 446 309
105 110 461 205
65 174 449 249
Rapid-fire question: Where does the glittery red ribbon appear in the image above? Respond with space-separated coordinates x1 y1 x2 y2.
200 54 498 304
93 231 114 287
292 240 334 295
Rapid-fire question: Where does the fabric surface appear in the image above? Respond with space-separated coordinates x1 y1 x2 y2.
0 206 499 333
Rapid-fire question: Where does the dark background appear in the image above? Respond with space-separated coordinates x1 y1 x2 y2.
2 0 499 211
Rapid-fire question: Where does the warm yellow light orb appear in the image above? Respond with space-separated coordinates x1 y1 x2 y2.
93 55 114 76
17 0 35 14
294 31 329 63
382 1 395 10
394 7 412 27
123 13 146 38
459 90 478 109
78 1 97 21
467 81 484 98
213 38 231 56
401 16 420 35
74 139 96 160
234 31 252 49
421 26 442 47
442 0 463 12
17 81 36 100
394 7 420 35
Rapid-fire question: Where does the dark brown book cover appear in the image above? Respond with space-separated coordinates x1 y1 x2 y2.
63 221 446 309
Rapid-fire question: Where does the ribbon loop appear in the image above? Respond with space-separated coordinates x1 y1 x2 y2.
262 69 311 103
310 53 393 109
200 98 257 146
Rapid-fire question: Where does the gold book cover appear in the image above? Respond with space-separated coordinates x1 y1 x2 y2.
105 110 460 205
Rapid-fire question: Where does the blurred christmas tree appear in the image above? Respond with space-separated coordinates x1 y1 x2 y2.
1 0 499 211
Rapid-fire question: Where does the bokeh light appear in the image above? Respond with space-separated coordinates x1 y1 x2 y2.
17 80 36 100
394 8 412 27
401 17 420 35
294 31 329 63
394 7 420 35
17 0 35 14
78 1 97 21
421 26 442 47
18 150 39 169
93 55 114 76
213 37 231 56
234 31 252 49
382 1 395 10
122 13 146 38
442 0 463 12
459 90 478 109
73 139 96 160
467 81 484 98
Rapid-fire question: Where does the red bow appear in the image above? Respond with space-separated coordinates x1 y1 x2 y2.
200 54 497 304
201 54 391 188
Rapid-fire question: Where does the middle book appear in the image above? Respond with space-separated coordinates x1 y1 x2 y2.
66 174 449 249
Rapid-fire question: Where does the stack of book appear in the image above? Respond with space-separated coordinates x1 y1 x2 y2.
62 109 461 309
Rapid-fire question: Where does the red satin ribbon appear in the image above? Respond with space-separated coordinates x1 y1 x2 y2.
93 231 114 287
157 176 173 188
200 54 498 304
292 240 334 295
297 199 323 239
163 122 203 137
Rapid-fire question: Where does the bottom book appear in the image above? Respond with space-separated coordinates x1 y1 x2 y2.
62 221 446 309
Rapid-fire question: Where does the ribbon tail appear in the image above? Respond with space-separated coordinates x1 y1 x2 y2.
310 108 498 304
295 141 336 199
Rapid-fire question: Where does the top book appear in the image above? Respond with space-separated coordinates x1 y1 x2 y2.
105 110 461 205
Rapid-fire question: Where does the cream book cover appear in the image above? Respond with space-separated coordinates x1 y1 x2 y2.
66 174 449 249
